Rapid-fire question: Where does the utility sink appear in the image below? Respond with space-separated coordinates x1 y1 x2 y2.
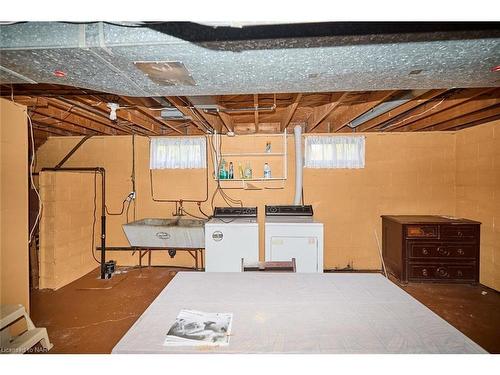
122 218 206 249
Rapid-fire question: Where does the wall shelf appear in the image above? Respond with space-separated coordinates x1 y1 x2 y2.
212 131 287 189
220 152 285 157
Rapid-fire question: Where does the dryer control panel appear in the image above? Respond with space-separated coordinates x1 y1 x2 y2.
265 205 313 216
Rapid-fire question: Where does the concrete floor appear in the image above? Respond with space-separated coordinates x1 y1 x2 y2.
29 267 500 354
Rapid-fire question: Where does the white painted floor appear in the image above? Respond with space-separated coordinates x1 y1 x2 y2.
112 272 486 354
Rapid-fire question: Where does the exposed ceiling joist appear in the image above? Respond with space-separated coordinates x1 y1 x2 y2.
357 89 448 132
47 98 127 134
306 93 346 132
218 111 234 133
429 104 500 131
254 94 259 130
167 96 212 134
280 93 302 132
120 96 183 135
395 89 500 132
31 106 115 135
325 90 397 132
382 88 494 132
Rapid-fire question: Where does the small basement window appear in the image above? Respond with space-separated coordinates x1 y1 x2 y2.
305 135 365 169
150 136 206 169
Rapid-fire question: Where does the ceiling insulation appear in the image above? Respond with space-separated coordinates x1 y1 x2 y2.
0 22 499 97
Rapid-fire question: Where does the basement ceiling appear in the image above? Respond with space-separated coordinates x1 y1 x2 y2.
1 22 499 96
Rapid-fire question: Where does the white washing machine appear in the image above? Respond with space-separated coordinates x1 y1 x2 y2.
205 207 259 272
265 205 324 273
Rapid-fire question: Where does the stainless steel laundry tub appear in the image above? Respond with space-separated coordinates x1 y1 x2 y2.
122 218 206 248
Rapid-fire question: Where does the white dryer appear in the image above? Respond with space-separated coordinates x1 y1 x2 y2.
204 207 259 272
265 205 324 273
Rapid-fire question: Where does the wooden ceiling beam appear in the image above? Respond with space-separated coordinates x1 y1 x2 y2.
47 98 128 134
382 88 494 132
120 96 183 134
218 111 234 133
427 104 500 131
65 97 160 135
32 125 76 136
396 90 500 132
254 94 259 130
167 96 213 134
325 90 397 133
452 114 500 131
31 118 89 136
192 109 224 133
357 89 448 132
306 92 347 133
280 93 302 132
31 106 114 135
12 96 49 107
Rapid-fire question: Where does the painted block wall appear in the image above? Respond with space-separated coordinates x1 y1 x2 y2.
36 131 457 282
0 99 29 314
455 119 500 291
39 171 101 290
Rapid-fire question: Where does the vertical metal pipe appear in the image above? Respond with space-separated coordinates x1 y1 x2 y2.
100 168 106 279
293 125 303 205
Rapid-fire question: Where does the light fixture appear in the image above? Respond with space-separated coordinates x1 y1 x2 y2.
107 103 120 121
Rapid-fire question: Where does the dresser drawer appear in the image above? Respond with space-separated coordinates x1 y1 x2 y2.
405 225 438 239
440 225 477 240
408 242 477 259
408 263 476 281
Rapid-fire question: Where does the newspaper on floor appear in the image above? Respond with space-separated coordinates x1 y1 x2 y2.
163 309 233 346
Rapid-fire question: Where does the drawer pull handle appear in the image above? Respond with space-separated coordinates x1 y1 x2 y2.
438 247 450 256
422 269 428 277
422 248 429 255
457 270 463 277
437 267 450 278
457 249 464 256
457 231 463 237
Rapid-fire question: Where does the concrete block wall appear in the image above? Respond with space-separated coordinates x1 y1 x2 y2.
39 172 100 290
35 122 499 291
455 119 500 291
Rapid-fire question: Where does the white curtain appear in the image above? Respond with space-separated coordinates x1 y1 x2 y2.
150 136 206 169
305 135 365 169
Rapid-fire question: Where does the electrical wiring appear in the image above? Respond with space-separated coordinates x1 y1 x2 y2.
182 209 208 221
380 96 447 130
198 203 212 219
105 192 134 215
28 112 42 244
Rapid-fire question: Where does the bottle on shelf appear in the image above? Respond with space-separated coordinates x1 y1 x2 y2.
228 162 234 179
244 162 252 179
219 159 227 180
263 163 271 179
238 162 244 179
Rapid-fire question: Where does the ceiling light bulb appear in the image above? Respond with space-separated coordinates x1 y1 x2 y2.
107 103 120 121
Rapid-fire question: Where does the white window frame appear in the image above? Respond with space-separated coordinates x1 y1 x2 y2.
304 135 365 169
150 136 207 169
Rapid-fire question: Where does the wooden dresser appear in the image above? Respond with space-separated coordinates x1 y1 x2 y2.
381 215 480 284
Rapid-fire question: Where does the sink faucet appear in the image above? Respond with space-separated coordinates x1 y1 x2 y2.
172 201 185 217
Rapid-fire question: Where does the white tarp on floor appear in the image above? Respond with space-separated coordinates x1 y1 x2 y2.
112 272 486 354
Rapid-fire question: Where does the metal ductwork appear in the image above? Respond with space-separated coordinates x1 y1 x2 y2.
1 22 499 97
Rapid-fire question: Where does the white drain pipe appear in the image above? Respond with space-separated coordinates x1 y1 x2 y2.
293 125 303 205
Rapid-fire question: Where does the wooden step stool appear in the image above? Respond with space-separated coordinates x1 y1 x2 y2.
1 304 53 354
